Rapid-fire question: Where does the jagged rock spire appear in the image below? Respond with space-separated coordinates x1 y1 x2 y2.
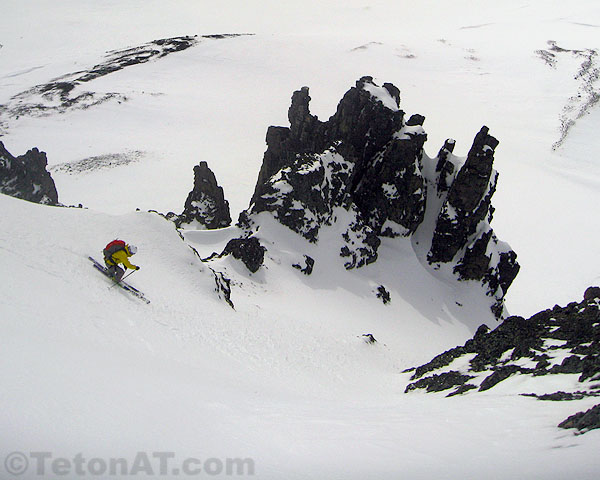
427 127 519 317
233 77 518 315
429 126 498 264
176 161 231 229
0 141 58 205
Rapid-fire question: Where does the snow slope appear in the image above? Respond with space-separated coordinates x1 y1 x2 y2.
1 0 598 316
1 0 600 478
2 193 600 479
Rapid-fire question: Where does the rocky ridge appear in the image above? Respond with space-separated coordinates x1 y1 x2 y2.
174 161 232 230
0 35 249 132
404 287 600 434
0 141 58 205
228 77 519 317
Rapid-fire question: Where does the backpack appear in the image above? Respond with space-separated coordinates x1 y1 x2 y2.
103 239 127 260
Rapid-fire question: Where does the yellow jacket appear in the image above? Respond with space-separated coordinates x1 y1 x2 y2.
108 249 138 270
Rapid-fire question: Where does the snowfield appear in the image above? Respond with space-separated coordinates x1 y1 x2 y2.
3 192 599 479
1 1 600 478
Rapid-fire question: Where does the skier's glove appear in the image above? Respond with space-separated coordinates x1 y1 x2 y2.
135 266 140 270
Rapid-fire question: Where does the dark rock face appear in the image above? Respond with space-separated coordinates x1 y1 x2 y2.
1 35 248 130
524 391 597 401
428 127 520 317
584 286 600 301
0 141 58 205
435 139 456 194
212 270 234 309
251 144 353 242
250 77 425 242
558 404 600 433
478 365 522 391
175 161 231 229
406 291 600 392
221 237 266 273
376 285 391 304
405 371 475 394
405 288 600 433
240 76 518 314
292 255 315 275
362 333 378 344
352 113 427 237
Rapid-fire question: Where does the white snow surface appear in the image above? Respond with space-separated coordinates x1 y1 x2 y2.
1 1 600 478
362 81 399 111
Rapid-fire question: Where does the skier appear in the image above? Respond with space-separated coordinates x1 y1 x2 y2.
103 239 140 282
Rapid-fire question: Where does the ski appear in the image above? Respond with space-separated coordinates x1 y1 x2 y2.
88 256 150 304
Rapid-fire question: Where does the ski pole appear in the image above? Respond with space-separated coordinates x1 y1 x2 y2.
121 270 136 282
109 269 136 288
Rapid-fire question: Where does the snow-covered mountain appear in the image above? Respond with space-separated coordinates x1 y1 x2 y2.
1 1 599 478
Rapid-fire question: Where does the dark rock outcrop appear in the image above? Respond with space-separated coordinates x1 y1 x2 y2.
428 127 520 317
523 391 598 401
407 290 600 390
429 127 499 263
221 237 266 273
405 288 600 433
559 404 600 433
435 139 456 194
405 371 475 394
175 161 231 229
249 77 425 242
584 286 600 301
376 285 391 304
292 255 315 275
1 35 249 128
212 270 234 309
0 141 58 205
238 76 518 314
478 365 522 391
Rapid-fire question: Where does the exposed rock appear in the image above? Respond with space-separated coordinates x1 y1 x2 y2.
330 78 425 237
405 371 475 394
428 127 519 317
405 288 600 432
558 404 600 433
523 391 598 401
221 237 266 273
247 76 417 247
447 384 477 397
584 286 600 301
327 77 404 165
212 270 234 309
352 113 427 237
435 139 456 194
408 345 468 381
292 255 315 275
251 86 328 207
50 151 144 175
175 161 231 229
1 35 249 128
240 77 517 314
468 315 545 372
362 334 377 344
376 285 391 304
0 141 58 205
251 146 350 242
428 127 498 263
339 210 381 269
479 365 523 391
